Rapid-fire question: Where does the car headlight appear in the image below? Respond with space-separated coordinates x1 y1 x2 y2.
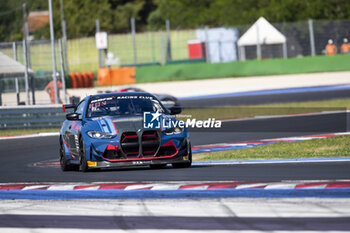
163 127 184 135
87 131 116 139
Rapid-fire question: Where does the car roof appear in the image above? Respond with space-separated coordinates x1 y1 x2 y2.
89 92 155 99
84 92 170 114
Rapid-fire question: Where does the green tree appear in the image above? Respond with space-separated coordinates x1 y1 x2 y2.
0 0 23 41
2 0 350 42
113 1 145 32
34 0 153 39
148 0 214 29
148 0 350 29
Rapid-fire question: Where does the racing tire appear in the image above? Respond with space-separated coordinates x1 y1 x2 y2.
150 164 167 169
172 143 192 168
79 137 89 172
59 138 78 171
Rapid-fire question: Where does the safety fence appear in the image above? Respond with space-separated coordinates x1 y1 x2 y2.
0 105 65 129
0 40 64 93
2 19 349 73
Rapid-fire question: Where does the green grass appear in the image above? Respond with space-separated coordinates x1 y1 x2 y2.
254 98 350 109
194 135 350 161
0 128 60 137
180 98 350 121
136 54 350 83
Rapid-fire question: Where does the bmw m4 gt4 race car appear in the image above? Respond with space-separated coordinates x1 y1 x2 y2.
59 92 192 172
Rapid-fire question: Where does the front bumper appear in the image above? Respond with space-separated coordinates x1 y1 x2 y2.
87 145 189 168
83 127 190 168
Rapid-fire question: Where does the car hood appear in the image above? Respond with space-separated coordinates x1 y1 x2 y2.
112 115 144 133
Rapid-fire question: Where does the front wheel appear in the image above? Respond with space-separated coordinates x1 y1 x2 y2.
59 138 77 171
172 143 192 168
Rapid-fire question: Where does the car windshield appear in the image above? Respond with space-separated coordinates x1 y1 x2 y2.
87 95 166 118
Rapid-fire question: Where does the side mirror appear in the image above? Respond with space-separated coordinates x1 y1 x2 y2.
62 104 76 113
168 106 182 115
66 113 81 121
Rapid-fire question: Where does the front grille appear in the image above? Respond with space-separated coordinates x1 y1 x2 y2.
119 130 161 158
142 130 160 156
120 132 139 158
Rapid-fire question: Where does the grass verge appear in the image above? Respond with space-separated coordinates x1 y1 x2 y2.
136 54 350 83
180 98 350 121
194 135 350 161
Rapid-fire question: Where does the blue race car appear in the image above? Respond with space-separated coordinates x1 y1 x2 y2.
59 92 192 172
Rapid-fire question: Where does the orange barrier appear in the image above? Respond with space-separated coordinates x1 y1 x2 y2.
81 73 87 87
97 68 111 86
69 72 95 88
86 72 94 87
75 72 83 88
69 73 78 88
97 67 135 86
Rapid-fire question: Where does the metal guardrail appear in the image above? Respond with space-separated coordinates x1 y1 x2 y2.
0 105 66 129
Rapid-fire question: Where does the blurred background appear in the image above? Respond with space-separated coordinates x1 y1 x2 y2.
1 1 350 68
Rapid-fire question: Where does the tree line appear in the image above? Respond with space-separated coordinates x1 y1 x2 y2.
0 0 349 42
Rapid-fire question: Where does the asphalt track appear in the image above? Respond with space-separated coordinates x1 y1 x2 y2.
0 112 349 183
1 198 350 232
1 214 349 231
1 91 350 233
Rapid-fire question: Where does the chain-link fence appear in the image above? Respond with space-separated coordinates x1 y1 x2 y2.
313 20 350 55
106 29 196 66
2 19 350 72
0 39 67 106
240 19 350 60
0 41 25 105
68 37 99 72
74 18 350 70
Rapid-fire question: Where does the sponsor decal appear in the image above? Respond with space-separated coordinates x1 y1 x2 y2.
116 95 154 100
87 161 97 167
71 121 81 132
90 97 114 104
74 135 80 151
143 111 222 129
132 160 151 165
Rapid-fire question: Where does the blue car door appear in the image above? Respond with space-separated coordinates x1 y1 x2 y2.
65 100 85 157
